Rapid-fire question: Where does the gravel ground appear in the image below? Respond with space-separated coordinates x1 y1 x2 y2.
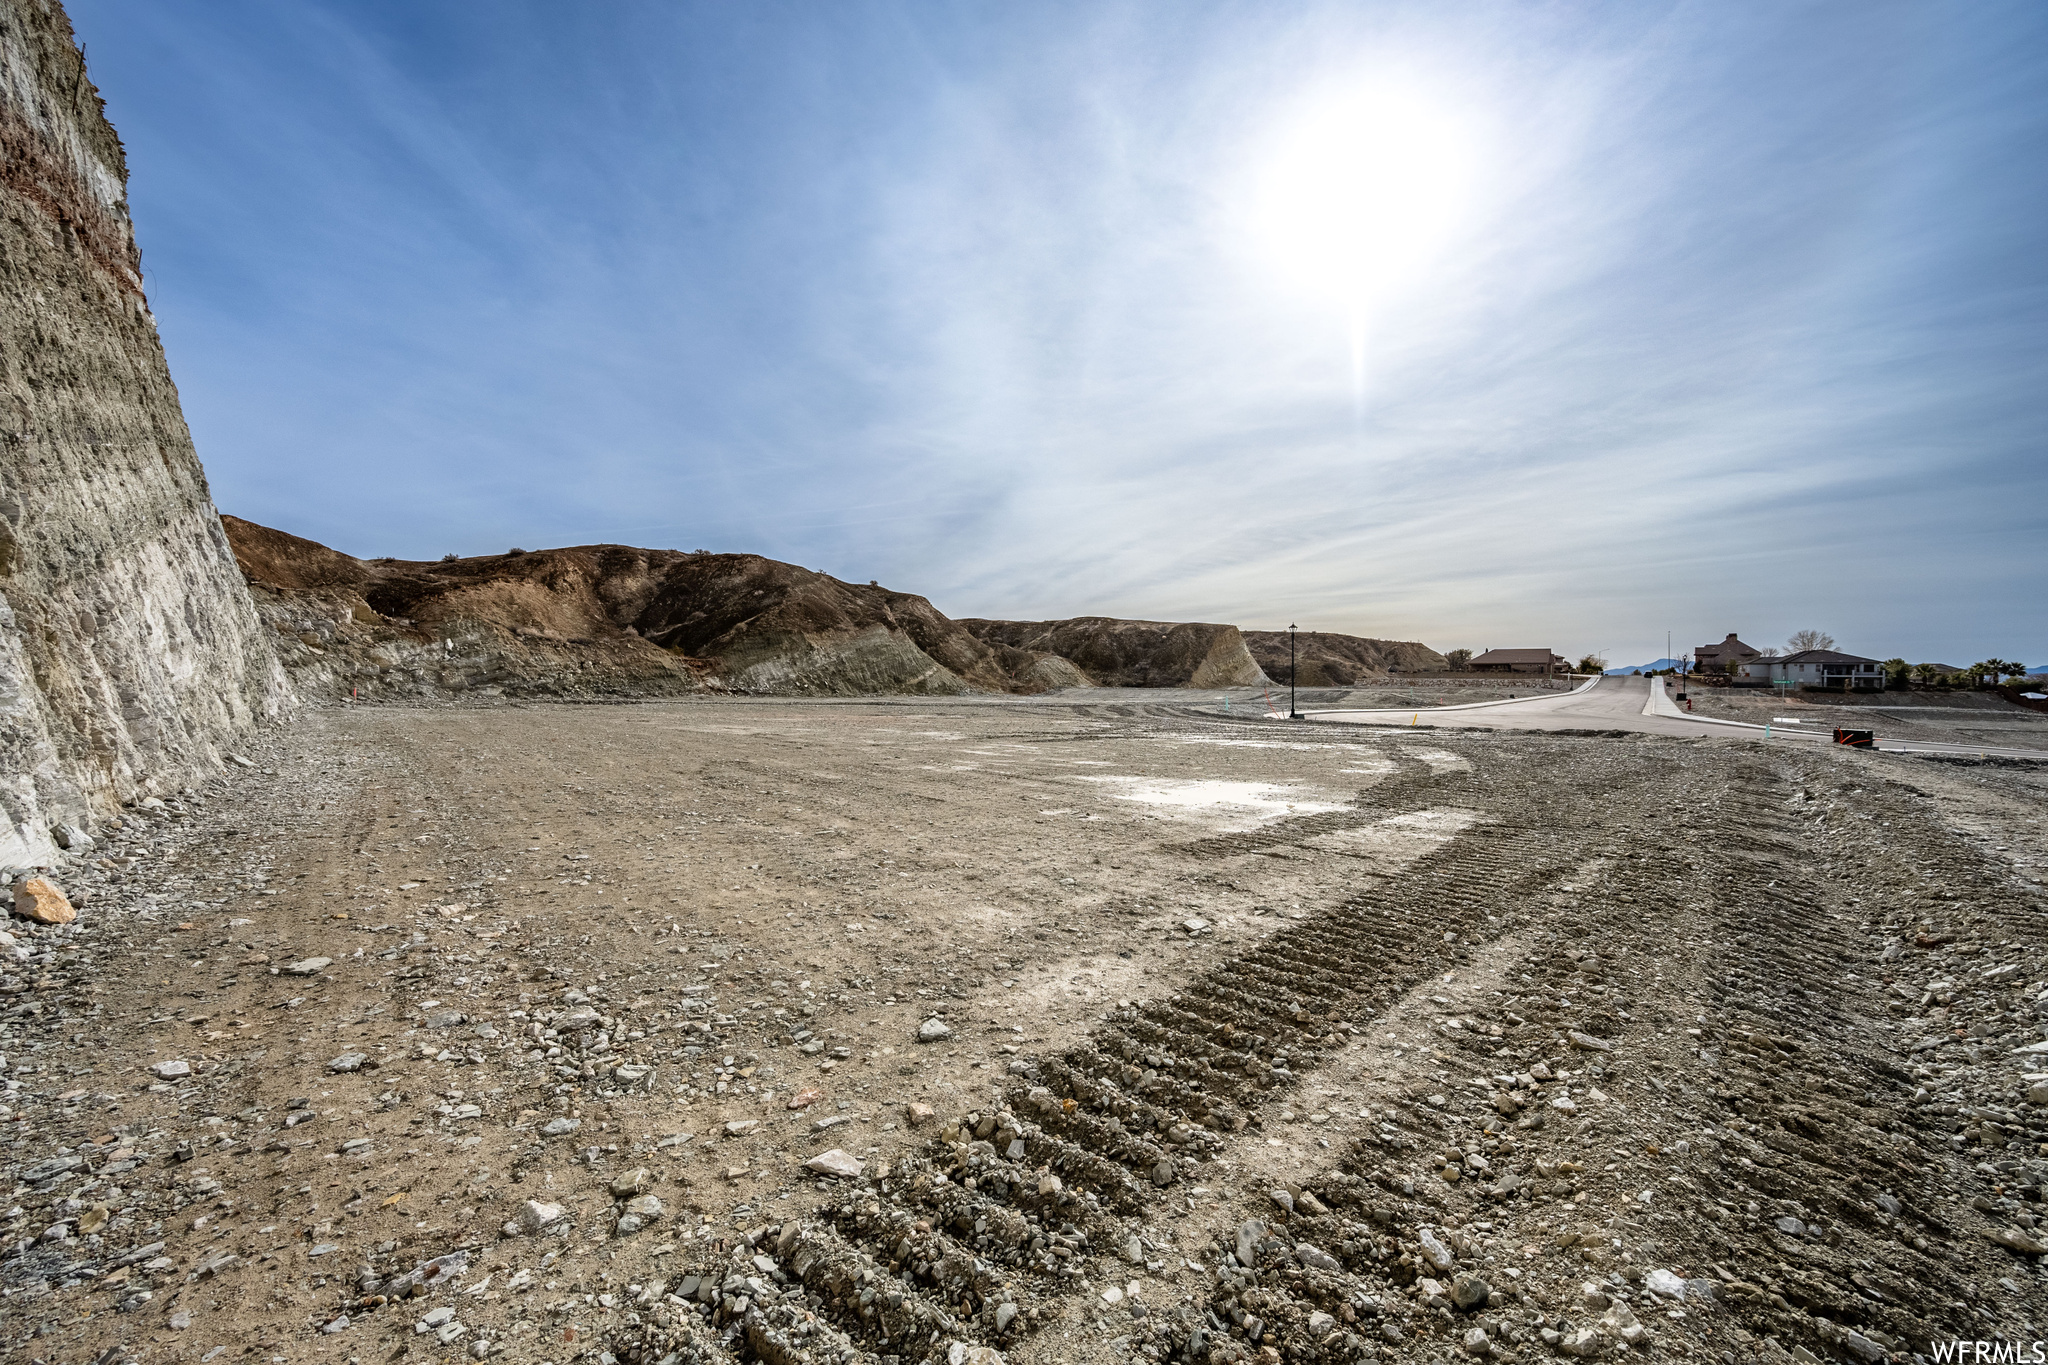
2 695 2045 1365
1679 689 2048 751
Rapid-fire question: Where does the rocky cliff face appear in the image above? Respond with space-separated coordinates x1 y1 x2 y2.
1242 629 1447 685
0 2 289 864
957 617 1267 688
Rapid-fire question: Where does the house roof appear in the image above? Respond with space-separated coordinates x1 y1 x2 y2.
1470 648 1562 664
1696 634 1758 654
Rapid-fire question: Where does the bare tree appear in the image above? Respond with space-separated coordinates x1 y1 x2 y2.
1785 629 1835 653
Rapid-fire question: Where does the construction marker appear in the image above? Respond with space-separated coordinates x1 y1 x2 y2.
1411 713 1419 726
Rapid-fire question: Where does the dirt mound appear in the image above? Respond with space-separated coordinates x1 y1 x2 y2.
632 553 1031 696
222 518 1104 700
958 616 1267 687
1244 628 1447 684
223 517 706 701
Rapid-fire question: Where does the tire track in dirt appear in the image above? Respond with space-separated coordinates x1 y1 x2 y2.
604 743 1620 1364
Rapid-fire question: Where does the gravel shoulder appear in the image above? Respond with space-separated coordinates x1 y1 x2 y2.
3 697 2044 1365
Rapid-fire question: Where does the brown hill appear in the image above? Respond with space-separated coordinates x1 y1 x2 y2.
1243 629 1447 685
221 518 1094 700
958 617 1266 688
224 517 1327 700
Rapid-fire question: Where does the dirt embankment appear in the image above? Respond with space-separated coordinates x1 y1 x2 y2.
228 519 1275 702
1244 630 1448 685
0 0 289 862
958 618 1267 688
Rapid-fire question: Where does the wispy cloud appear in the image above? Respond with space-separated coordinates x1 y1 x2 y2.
74 0 2048 666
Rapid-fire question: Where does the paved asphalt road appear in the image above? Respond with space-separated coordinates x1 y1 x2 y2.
1295 674 2048 760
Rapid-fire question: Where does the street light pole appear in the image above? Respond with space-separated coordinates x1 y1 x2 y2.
1289 623 1299 720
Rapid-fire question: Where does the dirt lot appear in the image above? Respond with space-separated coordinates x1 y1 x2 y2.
1681 688 2048 751
4 695 2046 1365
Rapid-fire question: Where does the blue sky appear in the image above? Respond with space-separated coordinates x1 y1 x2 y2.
72 0 2047 668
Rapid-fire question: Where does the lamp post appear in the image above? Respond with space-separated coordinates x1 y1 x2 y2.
1289 623 1299 719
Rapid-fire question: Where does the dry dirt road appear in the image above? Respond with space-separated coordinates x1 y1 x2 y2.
1306 676 2048 761
4 696 2046 1365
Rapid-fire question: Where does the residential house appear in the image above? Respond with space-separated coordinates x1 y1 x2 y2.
1737 650 1886 691
1469 648 1569 676
1695 633 1762 675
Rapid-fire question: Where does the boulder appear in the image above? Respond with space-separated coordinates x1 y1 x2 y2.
12 878 75 926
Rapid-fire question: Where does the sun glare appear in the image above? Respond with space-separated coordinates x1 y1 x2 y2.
1252 86 1480 308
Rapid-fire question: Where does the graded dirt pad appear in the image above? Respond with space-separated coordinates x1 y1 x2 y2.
1681 688 2048 751
5 699 2046 1365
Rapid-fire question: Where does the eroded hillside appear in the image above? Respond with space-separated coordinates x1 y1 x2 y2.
225 518 1272 701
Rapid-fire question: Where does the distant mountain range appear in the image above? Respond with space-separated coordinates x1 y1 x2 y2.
1604 658 1683 675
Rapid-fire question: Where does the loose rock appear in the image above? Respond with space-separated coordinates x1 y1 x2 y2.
805 1148 863 1179
12 877 75 925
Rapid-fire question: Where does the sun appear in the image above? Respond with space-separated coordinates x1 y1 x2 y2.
1251 85 1480 309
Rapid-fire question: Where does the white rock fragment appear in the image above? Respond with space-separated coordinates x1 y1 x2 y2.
916 1017 952 1043
148 1060 190 1080
1644 1268 1686 1299
505 1200 564 1236
804 1148 863 1179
